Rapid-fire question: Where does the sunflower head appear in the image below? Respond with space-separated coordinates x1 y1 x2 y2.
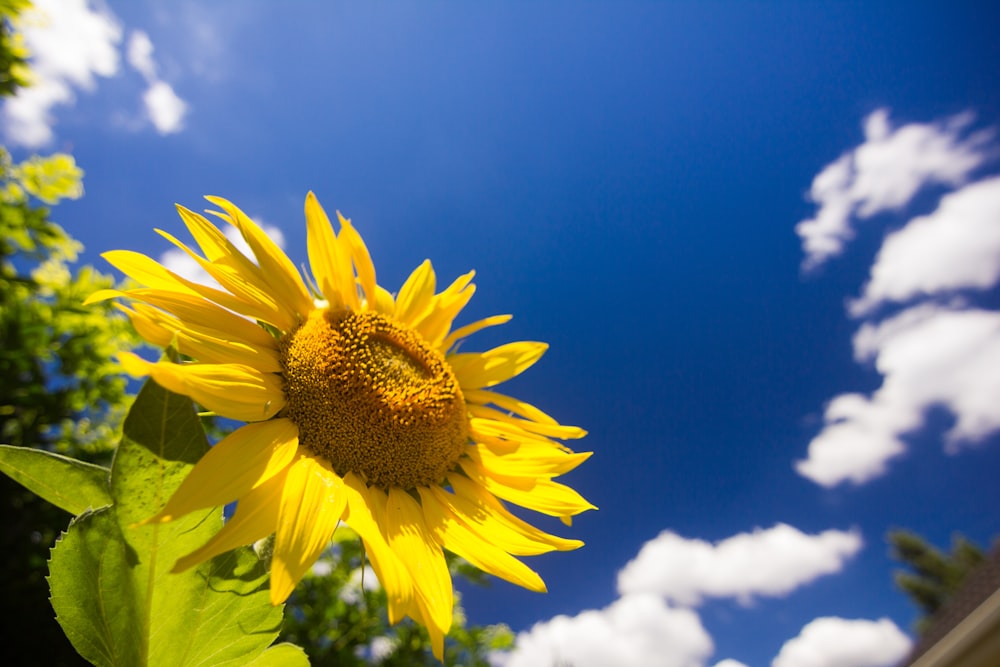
281 307 469 489
92 192 595 659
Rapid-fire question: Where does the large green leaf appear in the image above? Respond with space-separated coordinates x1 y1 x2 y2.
48 507 142 666
48 379 287 666
0 444 111 514
246 643 311 667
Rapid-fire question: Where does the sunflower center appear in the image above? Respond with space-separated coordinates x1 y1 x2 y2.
279 308 469 489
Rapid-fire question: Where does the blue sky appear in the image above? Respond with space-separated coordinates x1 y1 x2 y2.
7 2 1000 665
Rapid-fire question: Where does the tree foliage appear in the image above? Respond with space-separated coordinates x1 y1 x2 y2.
280 531 514 666
889 529 986 635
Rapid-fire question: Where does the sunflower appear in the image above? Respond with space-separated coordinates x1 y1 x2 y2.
90 193 594 658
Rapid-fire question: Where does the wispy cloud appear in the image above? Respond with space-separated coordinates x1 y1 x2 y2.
796 111 1000 488
795 109 993 272
497 524 873 667
126 29 188 134
771 617 911 667
617 524 862 606
3 0 122 147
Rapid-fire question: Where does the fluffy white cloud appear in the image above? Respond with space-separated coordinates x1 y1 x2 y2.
158 216 287 286
797 109 1000 487
797 305 1000 486
3 0 122 146
616 524 862 606
126 29 188 134
126 30 157 80
796 109 993 271
143 80 187 134
713 661 750 667
497 594 713 667
851 175 1000 315
771 617 911 667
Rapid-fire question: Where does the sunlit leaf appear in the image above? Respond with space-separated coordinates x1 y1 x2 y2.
48 507 142 667
49 379 287 666
245 643 311 667
0 444 111 514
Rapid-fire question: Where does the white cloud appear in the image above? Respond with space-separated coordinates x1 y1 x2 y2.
143 80 187 134
771 617 911 667
159 216 287 286
126 29 188 134
851 176 1000 315
497 594 713 667
713 661 750 667
796 108 993 271
126 30 157 80
797 305 1000 486
616 524 862 606
3 0 122 146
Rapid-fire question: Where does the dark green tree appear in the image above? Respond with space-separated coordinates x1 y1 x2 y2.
889 529 987 635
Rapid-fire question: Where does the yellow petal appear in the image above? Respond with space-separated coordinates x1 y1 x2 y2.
469 442 592 478
418 487 546 593
384 487 453 642
155 227 295 331
305 192 359 310
449 341 548 389
441 314 512 353
464 389 558 424
271 454 348 604
144 420 299 523
336 213 378 310
125 302 281 372
360 482 420 623
394 259 435 326
372 284 396 315
412 271 476 346
341 473 412 619
445 474 584 554
100 250 202 296
172 469 286 573
118 353 285 422
205 196 314 320
468 405 588 440
459 459 596 518
119 288 278 349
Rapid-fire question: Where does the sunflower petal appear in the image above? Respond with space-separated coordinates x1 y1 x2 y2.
305 192 357 309
459 459 597 518
418 488 546 593
450 341 548 389
205 196 314 320
468 405 588 440
271 455 347 604
337 213 378 310
394 259 435 326
470 442 593 478
171 470 286 573
118 353 284 422
341 473 413 619
384 487 453 646
144 420 299 524
445 474 584 554
124 303 281 372
441 314 512 352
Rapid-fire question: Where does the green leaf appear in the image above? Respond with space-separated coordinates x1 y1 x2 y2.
48 507 143 667
0 443 111 514
49 379 287 666
246 643 311 667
